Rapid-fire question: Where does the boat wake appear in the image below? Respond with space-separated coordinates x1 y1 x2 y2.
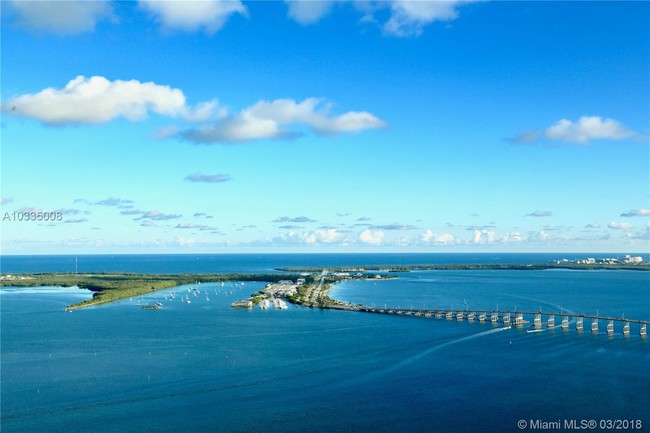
344 326 512 386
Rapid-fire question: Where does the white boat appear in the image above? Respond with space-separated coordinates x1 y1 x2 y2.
260 299 270 309
272 298 288 310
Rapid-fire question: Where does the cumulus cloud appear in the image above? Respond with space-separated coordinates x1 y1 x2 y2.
3 76 217 125
184 172 232 183
524 210 552 217
545 116 638 144
421 229 457 244
620 209 650 217
175 236 195 247
284 1 476 37
138 0 246 34
285 0 336 25
359 229 384 245
273 228 344 245
6 0 113 35
472 229 496 244
608 222 633 230
180 98 385 144
384 1 478 37
502 231 524 243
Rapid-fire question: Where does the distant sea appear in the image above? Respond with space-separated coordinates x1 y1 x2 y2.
2 252 647 274
1 253 649 433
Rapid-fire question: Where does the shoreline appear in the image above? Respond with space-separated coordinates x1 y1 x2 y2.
2 262 648 310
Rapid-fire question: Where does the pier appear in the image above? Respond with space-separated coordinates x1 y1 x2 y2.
332 305 649 337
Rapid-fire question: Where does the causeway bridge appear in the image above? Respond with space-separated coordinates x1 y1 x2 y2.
330 305 649 337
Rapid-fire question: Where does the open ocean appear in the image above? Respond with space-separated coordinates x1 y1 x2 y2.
1 253 649 433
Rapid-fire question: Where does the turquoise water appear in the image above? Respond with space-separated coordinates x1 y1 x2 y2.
1 255 649 433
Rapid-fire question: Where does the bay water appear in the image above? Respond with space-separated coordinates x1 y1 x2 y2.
1 254 648 432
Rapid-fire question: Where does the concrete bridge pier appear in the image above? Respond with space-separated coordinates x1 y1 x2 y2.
562 315 569 329
607 320 614 335
641 323 647 337
503 312 511 325
576 317 584 331
491 311 499 323
623 321 630 336
534 313 542 328
547 315 555 328
591 318 599 333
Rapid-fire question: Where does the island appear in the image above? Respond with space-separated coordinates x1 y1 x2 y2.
1 260 647 311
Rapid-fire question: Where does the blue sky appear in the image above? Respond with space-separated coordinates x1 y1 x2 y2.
1 0 649 254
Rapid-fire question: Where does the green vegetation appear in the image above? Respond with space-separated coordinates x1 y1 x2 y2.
0 272 301 310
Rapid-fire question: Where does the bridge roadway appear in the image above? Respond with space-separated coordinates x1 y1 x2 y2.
325 305 649 336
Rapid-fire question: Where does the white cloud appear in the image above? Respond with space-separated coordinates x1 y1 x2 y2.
421 229 457 244
7 0 113 35
3 76 218 125
384 1 477 37
545 116 637 144
283 1 476 37
620 209 650 217
314 229 344 244
472 229 495 244
271 228 345 245
608 222 633 230
138 0 246 34
529 230 550 241
359 229 384 245
584 223 601 229
285 0 336 25
181 97 385 143
502 231 524 242
175 236 195 247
